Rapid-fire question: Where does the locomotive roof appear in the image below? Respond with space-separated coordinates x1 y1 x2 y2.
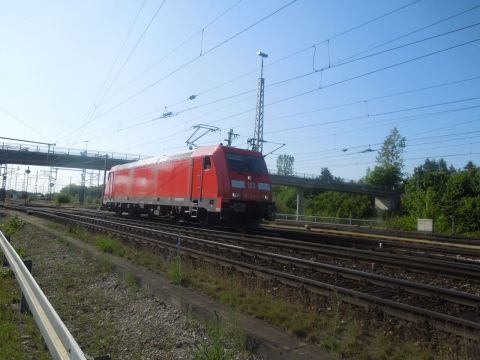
111 144 263 171
110 145 219 171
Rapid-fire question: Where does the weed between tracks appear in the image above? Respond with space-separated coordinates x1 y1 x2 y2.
47 219 480 359
167 256 188 286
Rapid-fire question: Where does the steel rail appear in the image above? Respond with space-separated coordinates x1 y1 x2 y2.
30 210 480 308
270 218 480 246
35 208 480 281
14 207 480 308
107 214 480 279
26 211 480 339
7 204 480 258
0 231 87 360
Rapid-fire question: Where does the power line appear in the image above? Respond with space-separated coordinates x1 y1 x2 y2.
64 0 426 145
264 37 480 112
339 3 480 63
292 133 480 165
94 0 148 109
166 22 480 118
90 0 299 121
0 106 51 141
101 0 244 106
196 36 480 129
97 0 168 105
160 0 470 113
58 0 168 143
162 0 425 111
101 0 476 141
54 0 148 141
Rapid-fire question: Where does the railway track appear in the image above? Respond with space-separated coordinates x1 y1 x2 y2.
3 204 480 339
16 205 480 279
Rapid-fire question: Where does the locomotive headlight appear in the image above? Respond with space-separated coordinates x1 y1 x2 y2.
263 195 269 201
232 192 241 199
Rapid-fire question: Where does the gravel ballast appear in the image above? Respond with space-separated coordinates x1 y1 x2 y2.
8 219 249 359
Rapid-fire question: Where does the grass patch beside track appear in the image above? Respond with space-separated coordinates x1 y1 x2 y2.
0 260 50 360
41 217 480 359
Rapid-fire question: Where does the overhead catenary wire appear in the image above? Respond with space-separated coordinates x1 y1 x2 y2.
54 0 148 141
151 0 471 115
58 0 169 144
88 0 300 121
163 0 427 110
62 0 426 145
84 25 480 145
166 21 480 117
101 0 245 107
124 101 480 158
291 132 480 165
267 97 480 135
97 0 168 105
0 106 51 142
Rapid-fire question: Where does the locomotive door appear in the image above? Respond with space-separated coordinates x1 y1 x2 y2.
191 157 204 201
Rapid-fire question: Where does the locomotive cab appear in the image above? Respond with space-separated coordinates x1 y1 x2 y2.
219 148 275 222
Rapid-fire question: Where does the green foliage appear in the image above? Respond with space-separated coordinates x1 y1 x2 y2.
167 256 188 286
276 154 295 175
57 184 103 204
55 192 71 204
95 234 125 256
193 320 234 360
305 192 374 219
0 277 50 359
1 216 26 237
398 159 480 234
365 127 406 189
272 185 297 213
0 268 14 278
272 184 374 219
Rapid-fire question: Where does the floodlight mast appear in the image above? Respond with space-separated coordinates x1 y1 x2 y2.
250 50 268 153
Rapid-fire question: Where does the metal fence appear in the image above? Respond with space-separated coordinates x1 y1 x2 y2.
0 230 88 359
275 213 385 228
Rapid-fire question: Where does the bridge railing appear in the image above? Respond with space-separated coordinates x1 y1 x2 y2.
0 141 147 161
268 168 355 183
275 213 386 228
268 168 395 194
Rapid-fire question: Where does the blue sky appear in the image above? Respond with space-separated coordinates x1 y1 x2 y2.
1 0 479 190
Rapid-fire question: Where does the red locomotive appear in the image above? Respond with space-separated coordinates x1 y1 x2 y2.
103 144 275 225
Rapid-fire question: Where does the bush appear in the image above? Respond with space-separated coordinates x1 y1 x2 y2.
55 193 71 204
1 216 26 236
385 215 416 231
95 234 125 256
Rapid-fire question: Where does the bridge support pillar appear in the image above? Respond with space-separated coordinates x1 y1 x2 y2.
296 187 304 221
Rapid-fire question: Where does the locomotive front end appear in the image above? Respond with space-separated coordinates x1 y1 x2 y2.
221 148 276 222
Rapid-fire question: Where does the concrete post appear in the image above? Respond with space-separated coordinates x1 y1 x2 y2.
296 187 304 221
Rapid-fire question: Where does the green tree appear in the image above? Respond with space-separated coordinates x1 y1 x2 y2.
365 127 406 189
400 159 480 234
276 154 295 176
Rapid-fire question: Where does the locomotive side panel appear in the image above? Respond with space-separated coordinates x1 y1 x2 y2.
155 158 192 202
112 168 132 198
131 165 156 197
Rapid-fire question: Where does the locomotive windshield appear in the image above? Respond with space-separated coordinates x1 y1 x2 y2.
226 153 267 174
